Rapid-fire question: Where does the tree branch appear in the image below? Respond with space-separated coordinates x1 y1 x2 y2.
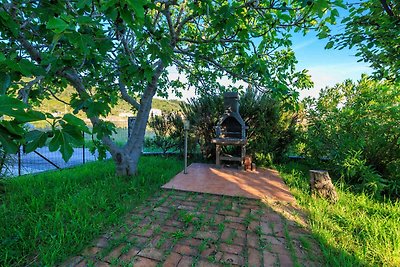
18 76 44 104
60 68 119 152
118 76 141 110
44 86 70 106
163 5 177 45
380 0 395 17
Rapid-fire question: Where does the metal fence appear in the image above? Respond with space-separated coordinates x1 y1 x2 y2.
0 129 131 177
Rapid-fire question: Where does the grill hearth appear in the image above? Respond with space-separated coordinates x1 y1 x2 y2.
212 92 247 168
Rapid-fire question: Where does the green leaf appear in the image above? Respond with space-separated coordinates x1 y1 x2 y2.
331 9 340 18
0 127 19 154
0 95 46 122
126 0 147 23
318 31 329 39
0 72 11 94
69 33 91 54
48 129 75 161
25 130 48 153
325 41 334 49
1 121 25 136
63 113 90 133
8 59 41 77
46 18 69 34
48 130 62 152
77 0 92 9
77 16 94 25
15 110 46 123
0 95 28 115
59 136 74 162
0 11 19 37
62 124 84 146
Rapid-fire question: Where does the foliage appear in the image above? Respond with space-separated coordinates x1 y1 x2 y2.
304 76 400 197
181 90 298 163
37 86 183 119
181 94 224 160
329 0 400 81
254 152 274 168
0 95 90 161
0 0 342 175
0 156 182 266
279 162 400 266
148 112 183 154
239 89 298 163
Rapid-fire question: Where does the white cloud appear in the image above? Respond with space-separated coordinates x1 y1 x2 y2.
292 38 318 51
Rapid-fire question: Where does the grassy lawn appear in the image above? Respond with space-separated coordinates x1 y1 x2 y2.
0 156 182 266
278 162 400 267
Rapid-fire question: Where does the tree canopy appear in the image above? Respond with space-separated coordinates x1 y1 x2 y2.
0 0 343 175
329 0 400 81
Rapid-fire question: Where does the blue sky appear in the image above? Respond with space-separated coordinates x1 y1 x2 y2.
292 32 371 99
292 1 372 99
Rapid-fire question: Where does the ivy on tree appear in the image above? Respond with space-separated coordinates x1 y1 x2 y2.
0 0 342 176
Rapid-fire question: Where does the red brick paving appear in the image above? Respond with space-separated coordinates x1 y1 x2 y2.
162 163 295 202
164 252 182 266
248 247 262 267
119 247 139 263
103 244 125 263
61 189 322 267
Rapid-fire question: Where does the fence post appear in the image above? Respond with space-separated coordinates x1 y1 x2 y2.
82 131 86 164
184 120 190 174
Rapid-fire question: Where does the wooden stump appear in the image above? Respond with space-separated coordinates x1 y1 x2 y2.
309 170 338 203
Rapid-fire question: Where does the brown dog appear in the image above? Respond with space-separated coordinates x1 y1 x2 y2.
244 156 252 171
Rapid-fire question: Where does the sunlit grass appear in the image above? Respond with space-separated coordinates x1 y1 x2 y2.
278 162 400 267
0 156 182 266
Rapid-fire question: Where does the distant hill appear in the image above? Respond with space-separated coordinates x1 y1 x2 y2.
39 86 183 117
153 98 182 113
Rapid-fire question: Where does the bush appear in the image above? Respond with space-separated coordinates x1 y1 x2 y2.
304 76 400 198
148 112 183 154
181 89 299 165
181 94 224 160
239 89 298 163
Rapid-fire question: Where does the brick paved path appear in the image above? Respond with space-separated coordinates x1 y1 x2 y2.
62 190 322 267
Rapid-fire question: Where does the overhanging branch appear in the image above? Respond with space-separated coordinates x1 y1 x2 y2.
118 77 141 110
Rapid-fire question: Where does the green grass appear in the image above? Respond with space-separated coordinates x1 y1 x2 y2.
0 156 183 266
278 162 400 267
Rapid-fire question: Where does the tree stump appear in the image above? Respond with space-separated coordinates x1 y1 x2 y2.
309 170 338 203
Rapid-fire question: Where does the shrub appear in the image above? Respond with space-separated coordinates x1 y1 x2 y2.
181 89 298 164
239 89 298 163
180 94 224 160
304 76 400 198
148 113 183 154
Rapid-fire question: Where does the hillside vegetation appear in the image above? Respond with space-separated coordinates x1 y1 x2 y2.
40 86 182 117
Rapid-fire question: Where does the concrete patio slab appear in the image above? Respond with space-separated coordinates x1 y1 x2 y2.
162 163 295 202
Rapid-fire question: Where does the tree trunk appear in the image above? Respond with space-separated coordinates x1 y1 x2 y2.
112 150 137 176
309 170 338 203
119 61 164 177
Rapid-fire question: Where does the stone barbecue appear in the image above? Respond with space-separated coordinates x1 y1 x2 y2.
212 92 247 168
